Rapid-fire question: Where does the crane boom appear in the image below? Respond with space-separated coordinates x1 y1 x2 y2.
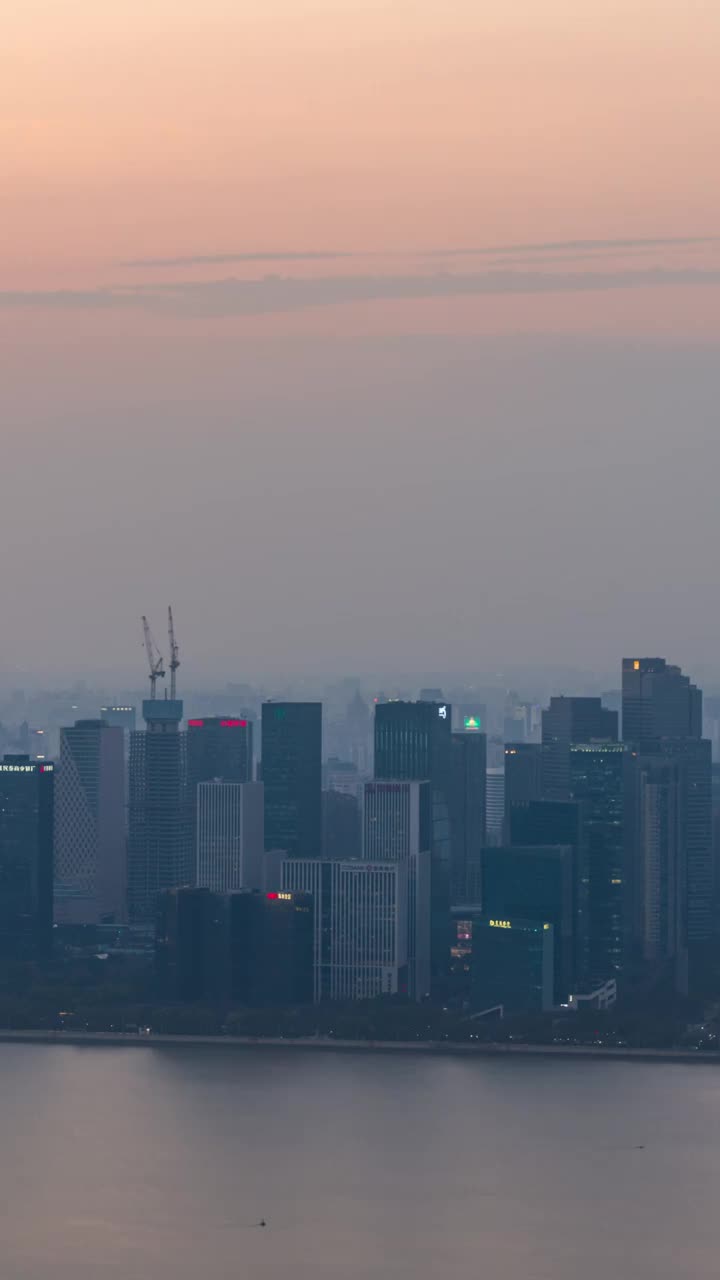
168 606 180 700
141 615 165 699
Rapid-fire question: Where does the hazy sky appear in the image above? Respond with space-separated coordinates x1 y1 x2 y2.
2 1 719 681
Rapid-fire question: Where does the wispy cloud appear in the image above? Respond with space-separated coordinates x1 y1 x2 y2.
3 265 720 316
122 235 719 269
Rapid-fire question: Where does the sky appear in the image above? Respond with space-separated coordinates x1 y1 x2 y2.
2 0 719 682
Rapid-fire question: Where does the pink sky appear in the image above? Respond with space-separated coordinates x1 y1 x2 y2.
3 0 719 336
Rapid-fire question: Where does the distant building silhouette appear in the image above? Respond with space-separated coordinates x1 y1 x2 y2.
261 703 322 859
54 719 126 925
128 699 191 923
0 756 54 957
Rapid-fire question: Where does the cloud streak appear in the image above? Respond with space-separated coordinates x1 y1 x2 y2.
3 265 720 316
122 235 719 269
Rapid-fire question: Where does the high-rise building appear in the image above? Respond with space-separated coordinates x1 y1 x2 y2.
227 891 314 1006
322 790 361 860
261 703 322 859
624 753 685 972
0 756 54 957
622 657 702 743
128 699 191 923
155 887 224 1001
479 843 575 1002
541 697 618 800
196 781 264 893
323 758 361 797
362 779 431 862
99 706 137 735
449 732 486 901
622 659 712 953
374 701 452 978
509 799 588 983
472 916 554 1013
485 768 505 845
280 855 431 1002
54 719 126 925
504 743 543 836
569 743 626 979
187 715 254 859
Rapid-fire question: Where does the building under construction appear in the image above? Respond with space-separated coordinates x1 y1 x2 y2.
128 611 192 923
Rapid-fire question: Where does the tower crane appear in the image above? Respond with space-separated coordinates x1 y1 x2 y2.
168 606 180 700
142 616 165 699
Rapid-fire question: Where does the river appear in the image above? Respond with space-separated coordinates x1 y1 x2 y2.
3 1042 720 1278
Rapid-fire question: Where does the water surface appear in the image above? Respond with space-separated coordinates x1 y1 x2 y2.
3 1043 720 1278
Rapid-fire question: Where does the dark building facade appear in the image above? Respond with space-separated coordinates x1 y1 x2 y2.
227 891 314 1006
504 743 543 837
374 701 453 978
128 700 192 923
622 659 712 954
622 657 702 743
472 916 554 1013
262 703 322 859
187 717 253 789
510 799 588 983
449 731 486 902
156 886 314 1006
322 789 361 860
480 843 575 1002
569 743 625 979
0 756 54 957
541 697 618 801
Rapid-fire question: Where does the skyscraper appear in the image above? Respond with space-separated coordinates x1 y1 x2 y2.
504 743 543 836
362 779 431 863
0 756 54 957
187 715 254 856
541 697 618 800
569 743 626 978
374 700 452 978
485 768 505 845
449 732 486 902
128 699 191 923
480 843 575 1002
472 916 554 1013
622 658 702 743
261 702 322 859
622 658 712 955
196 781 264 893
54 719 126 924
280 856 431 1002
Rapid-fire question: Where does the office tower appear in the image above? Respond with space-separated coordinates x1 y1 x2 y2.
156 887 224 1001
187 715 254 857
509 798 588 982
622 658 712 952
227 891 314 1006
374 700 452 978
485 768 505 845
281 855 431 1002
0 756 54 957
261 702 322 859
100 706 137 735
622 657 702 743
569 743 625 978
449 732 486 901
363 779 431 862
624 754 685 971
54 719 126 925
187 716 253 787
541 696 618 800
480 844 575 1002
322 790 361 860
472 916 554 1013
128 699 191 923
196 781 264 892
504 743 543 836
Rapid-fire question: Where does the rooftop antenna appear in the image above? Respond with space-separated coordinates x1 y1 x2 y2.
142 616 165 699
168 606 180 700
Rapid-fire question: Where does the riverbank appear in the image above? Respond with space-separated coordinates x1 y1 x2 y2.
0 1027 717 1064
